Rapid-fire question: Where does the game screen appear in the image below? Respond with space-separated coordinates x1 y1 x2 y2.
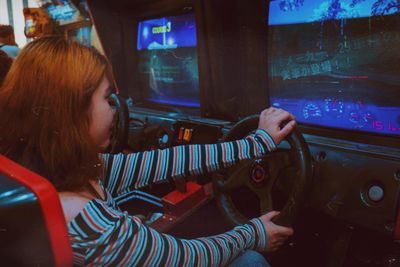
268 0 400 136
137 13 200 108
38 0 82 25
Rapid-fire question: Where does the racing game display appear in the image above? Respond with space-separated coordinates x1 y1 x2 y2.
137 13 200 107
268 0 400 135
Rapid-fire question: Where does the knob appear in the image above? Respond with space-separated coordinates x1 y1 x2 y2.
368 185 384 202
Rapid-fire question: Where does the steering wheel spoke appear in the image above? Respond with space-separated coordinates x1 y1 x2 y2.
244 177 275 213
263 150 292 171
217 160 253 191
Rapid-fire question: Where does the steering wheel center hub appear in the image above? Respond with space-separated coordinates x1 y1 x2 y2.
250 162 267 184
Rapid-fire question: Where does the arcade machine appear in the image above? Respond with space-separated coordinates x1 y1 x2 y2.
87 0 400 266
23 0 92 46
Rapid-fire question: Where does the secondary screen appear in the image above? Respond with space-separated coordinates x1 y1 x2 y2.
268 0 400 136
137 13 200 107
39 0 82 25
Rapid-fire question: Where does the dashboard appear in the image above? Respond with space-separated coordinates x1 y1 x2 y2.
127 107 229 150
127 106 400 237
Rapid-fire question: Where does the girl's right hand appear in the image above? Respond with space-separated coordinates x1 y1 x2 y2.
258 211 294 252
258 107 296 146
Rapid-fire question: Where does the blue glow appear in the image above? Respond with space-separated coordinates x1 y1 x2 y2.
269 0 400 25
143 27 149 39
271 97 400 135
137 14 197 50
115 190 163 206
115 190 162 202
0 189 36 207
137 13 200 109
0 188 21 199
146 97 200 108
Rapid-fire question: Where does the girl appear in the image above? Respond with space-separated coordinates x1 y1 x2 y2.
0 36 295 266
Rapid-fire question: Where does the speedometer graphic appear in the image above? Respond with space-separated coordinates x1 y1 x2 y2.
303 103 322 119
324 98 344 118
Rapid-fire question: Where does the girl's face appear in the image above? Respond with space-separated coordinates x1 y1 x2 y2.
88 75 114 151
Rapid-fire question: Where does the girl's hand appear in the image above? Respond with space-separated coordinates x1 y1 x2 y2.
258 211 294 252
258 107 296 145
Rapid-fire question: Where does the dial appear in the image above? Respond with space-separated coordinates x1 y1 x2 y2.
303 103 322 119
349 111 361 124
324 97 344 118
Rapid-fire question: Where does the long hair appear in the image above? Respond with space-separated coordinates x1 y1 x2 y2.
0 25 17 46
0 36 112 192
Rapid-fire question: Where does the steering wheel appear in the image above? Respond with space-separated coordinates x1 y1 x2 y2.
107 93 129 153
214 115 312 227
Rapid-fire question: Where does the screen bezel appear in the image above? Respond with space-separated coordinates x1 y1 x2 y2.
132 3 206 115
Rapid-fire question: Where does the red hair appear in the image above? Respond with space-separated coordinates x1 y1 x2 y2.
0 36 112 191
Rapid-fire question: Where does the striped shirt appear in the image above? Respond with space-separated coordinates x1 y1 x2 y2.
68 129 276 266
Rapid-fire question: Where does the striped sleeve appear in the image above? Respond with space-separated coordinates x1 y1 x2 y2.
101 129 276 197
69 200 268 266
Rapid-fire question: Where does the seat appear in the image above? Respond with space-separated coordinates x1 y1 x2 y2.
0 155 73 267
